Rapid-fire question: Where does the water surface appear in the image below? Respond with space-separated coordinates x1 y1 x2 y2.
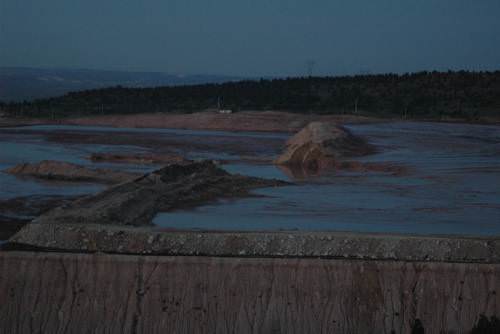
155 122 500 236
1 122 500 236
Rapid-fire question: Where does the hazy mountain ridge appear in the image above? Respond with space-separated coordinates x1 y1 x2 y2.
0 67 242 102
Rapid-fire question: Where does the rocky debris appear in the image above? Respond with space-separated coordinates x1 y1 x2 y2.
89 152 190 165
274 122 375 171
5 160 140 184
8 223 500 263
30 161 288 227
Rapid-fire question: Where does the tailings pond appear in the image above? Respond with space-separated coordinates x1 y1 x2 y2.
1 122 499 237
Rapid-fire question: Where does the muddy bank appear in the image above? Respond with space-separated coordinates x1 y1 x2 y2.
5 160 140 184
1 251 499 333
0 117 44 128
13 127 286 159
20 161 287 228
61 111 377 132
278 161 409 179
89 152 189 165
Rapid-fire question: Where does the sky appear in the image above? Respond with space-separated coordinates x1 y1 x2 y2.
1 0 500 77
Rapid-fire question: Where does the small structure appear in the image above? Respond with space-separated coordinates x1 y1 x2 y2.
217 96 232 114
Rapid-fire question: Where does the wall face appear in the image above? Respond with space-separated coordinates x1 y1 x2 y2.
1 252 499 333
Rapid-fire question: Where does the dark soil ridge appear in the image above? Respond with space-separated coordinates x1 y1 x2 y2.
26 161 288 227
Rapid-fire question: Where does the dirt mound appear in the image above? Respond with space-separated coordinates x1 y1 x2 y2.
274 122 374 170
5 160 139 184
89 152 190 165
30 161 288 227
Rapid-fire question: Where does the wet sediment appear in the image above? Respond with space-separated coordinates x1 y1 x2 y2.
5 160 140 184
89 152 190 165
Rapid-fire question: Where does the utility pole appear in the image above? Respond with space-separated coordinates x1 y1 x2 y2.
217 96 223 111
305 60 317 114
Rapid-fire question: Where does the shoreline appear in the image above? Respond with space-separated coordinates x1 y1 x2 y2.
2 111 499 132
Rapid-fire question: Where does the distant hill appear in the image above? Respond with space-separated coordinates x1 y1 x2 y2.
0 67 242 102
2 70 500 121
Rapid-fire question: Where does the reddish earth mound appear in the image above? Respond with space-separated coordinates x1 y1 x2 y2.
275 122 375 170
89 152 189 165
274 122 408 178
5 160 139 184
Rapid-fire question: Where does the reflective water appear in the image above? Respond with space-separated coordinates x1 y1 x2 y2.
0 125 284 199
0 128 162 199
155 122 500 236
1 122 500 236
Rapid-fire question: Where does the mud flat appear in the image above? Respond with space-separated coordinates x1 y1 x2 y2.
89 152 189 165
5 160 140 184
0 117 44 128
61 111 377 132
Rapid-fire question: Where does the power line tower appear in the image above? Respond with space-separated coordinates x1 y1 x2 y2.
306 60 316 77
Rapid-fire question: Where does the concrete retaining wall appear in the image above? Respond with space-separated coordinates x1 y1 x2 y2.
1 251 499 333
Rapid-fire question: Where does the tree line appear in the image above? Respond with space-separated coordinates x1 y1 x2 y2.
1 70 499 120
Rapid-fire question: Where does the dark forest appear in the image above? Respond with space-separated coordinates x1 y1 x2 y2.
2 70 500 120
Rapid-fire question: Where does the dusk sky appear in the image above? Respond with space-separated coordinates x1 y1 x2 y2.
1 0 499 77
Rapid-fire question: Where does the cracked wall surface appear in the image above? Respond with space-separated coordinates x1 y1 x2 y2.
1 251 499 333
